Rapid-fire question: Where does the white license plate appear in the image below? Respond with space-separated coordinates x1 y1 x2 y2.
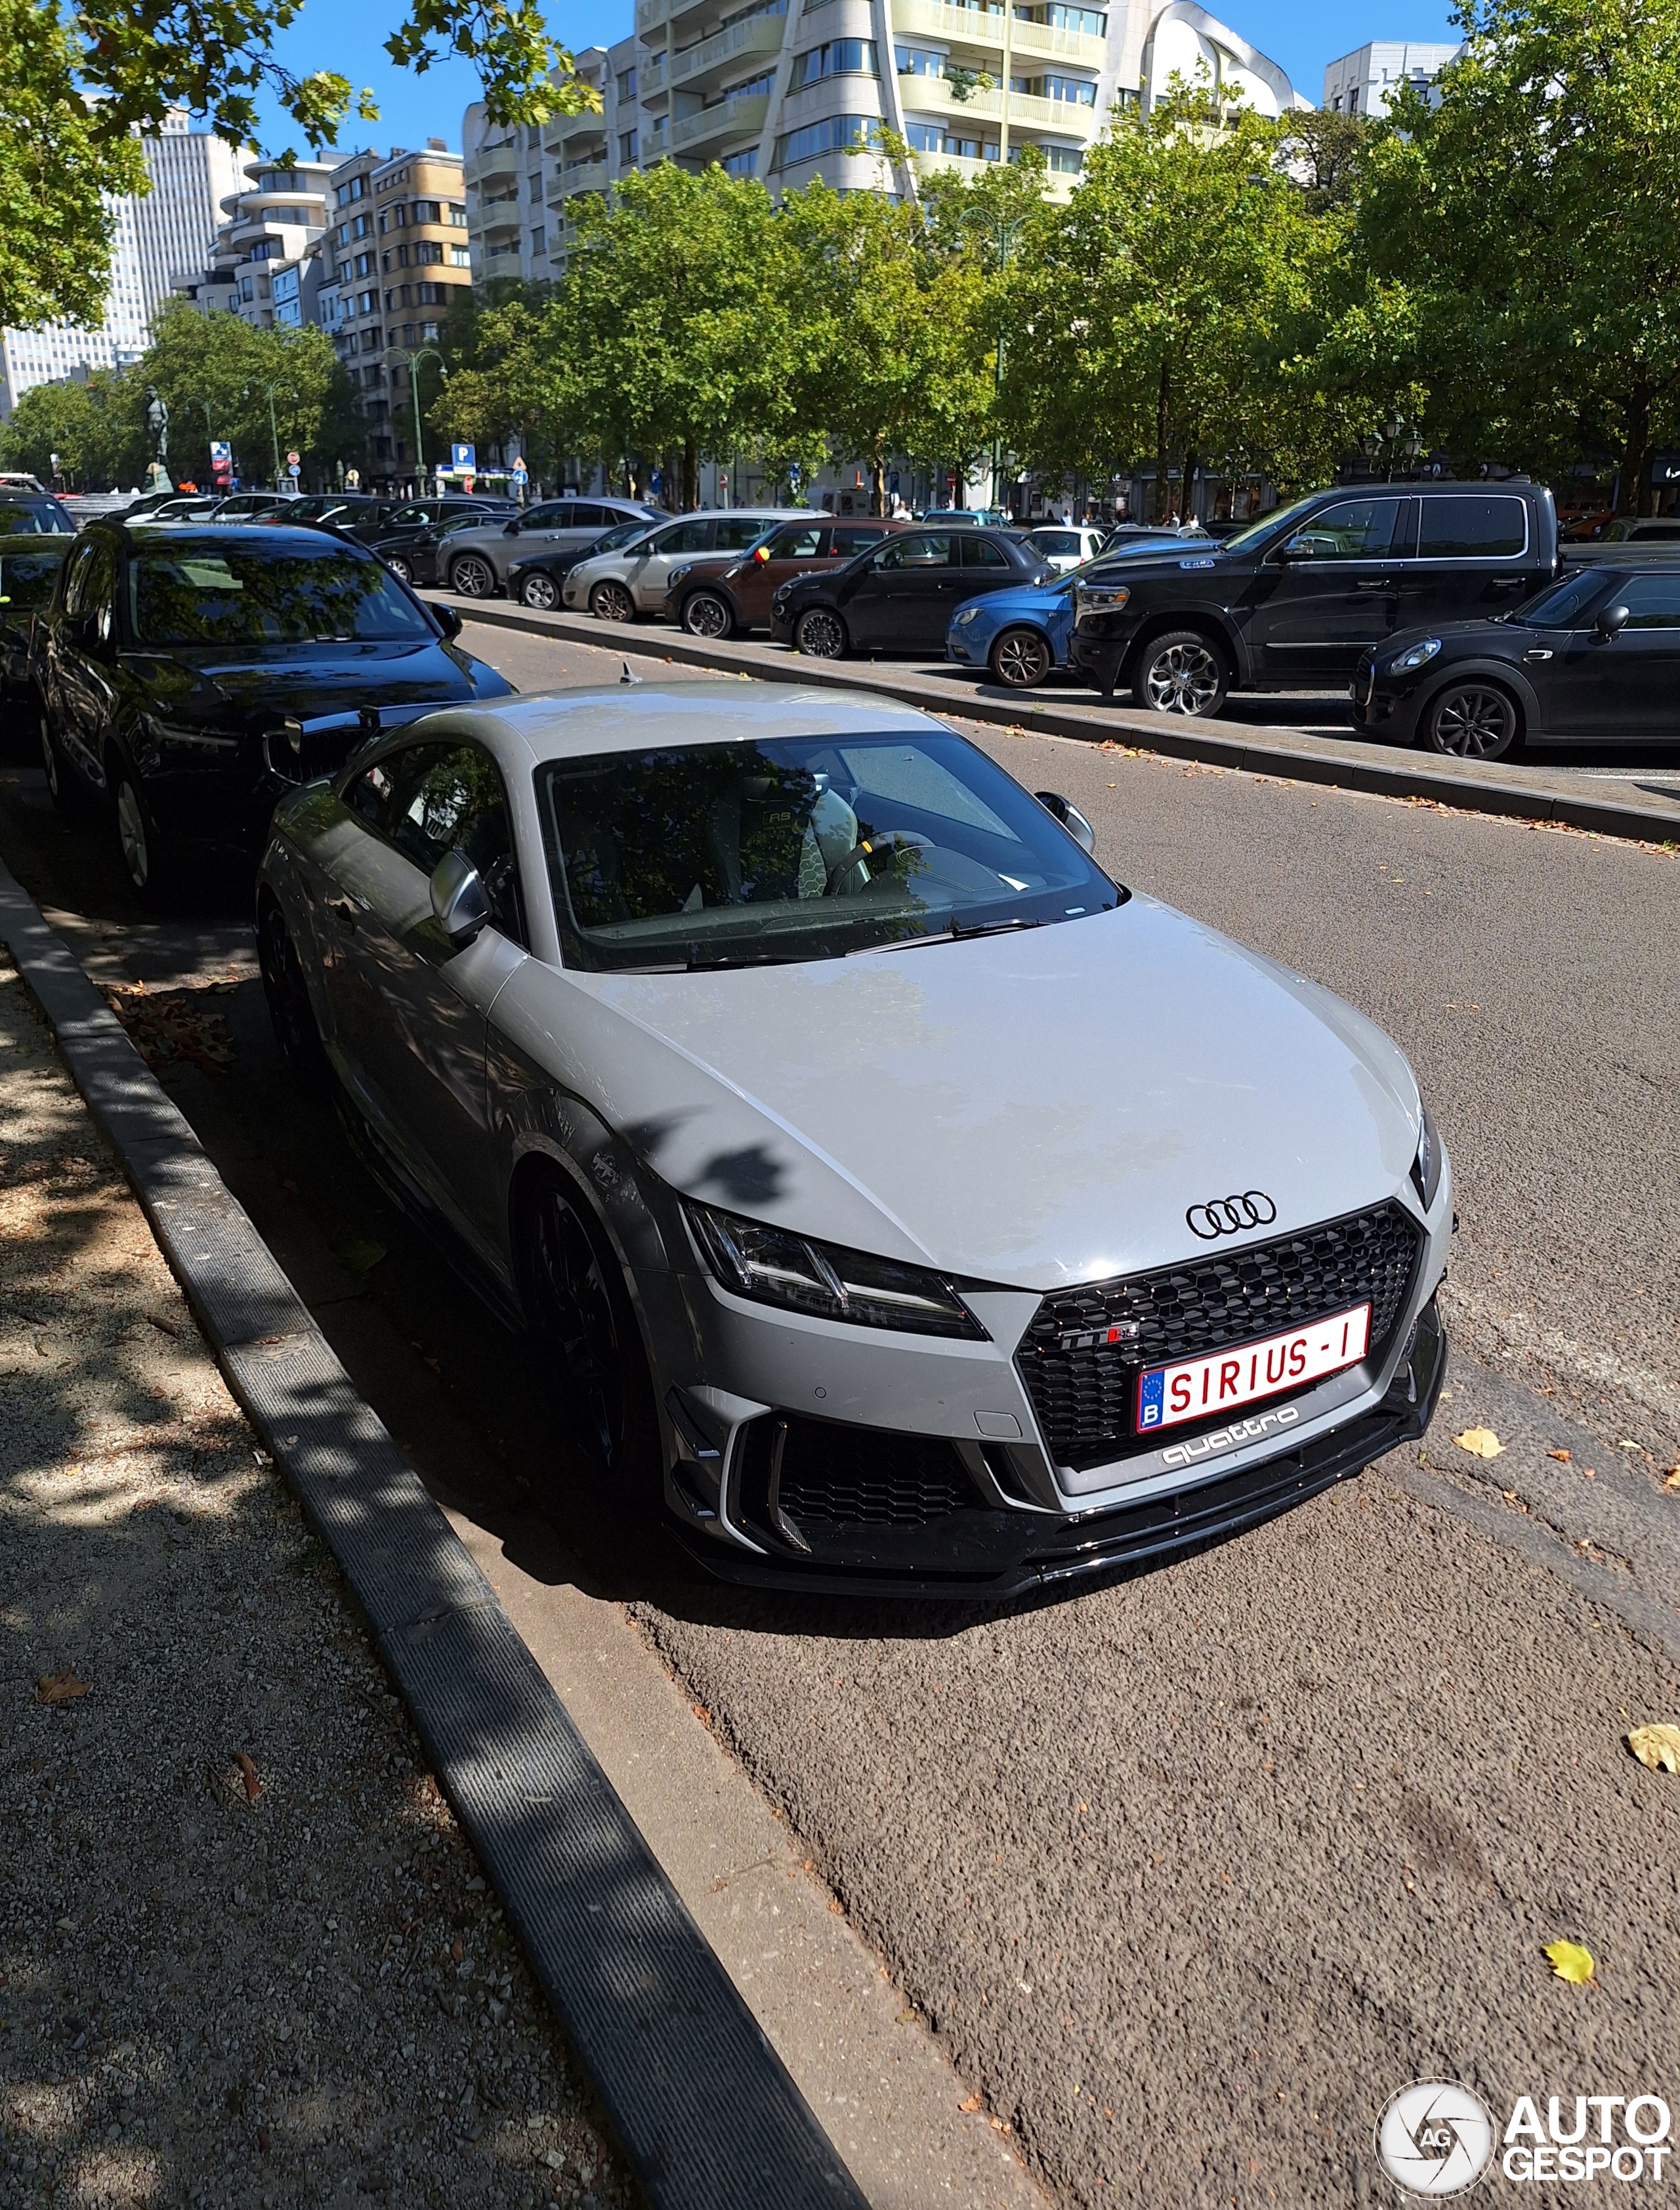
1136 1302 1372 1434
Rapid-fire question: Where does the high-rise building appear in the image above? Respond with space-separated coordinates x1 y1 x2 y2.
0 112 249 417
171 155 336 327
464 0 1303 289
1320 41 1462 117
318 141 471 482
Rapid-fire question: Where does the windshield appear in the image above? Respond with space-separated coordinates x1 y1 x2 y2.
0 546 68 608
1218 494 1323 556
593 520 656 553
129 542 435 646
537 731 1121 972
0 501 71 536
1508 569 1609 630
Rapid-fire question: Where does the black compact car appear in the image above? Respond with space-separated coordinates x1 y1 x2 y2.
366 506 517 587
770 526 1054 657
0 535 71 732
0 494 75 537
1354 563 1680 757
37 522 513 899
1068 480 1561 717
505 517 665 608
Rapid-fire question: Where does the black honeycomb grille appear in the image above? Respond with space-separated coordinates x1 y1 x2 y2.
1016 1202 1423 1470
776 1418 982 1526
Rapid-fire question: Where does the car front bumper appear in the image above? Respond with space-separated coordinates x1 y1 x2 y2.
1067 622 1136 692
1352 652 1429 741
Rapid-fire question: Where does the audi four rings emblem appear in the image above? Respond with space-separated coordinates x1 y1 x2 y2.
1186 1191 1278 1240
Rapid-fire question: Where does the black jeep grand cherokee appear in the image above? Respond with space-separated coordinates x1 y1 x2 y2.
1068 480 1559 719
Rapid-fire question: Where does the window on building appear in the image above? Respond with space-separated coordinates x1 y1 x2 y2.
447 203 467 226
421 319 440 340
378 211 388 234
529 170 545 198
1019 3 1106 30
413 200 440 223
450 244 471 265
792 38 878 85
530 226 547 253
352 213 369 238
904 121 998 158
719 68 776 97
895 44 945 74
723 148 758 176
335 175 367 206
415 240 444 265
619 129 640 163
1012 71 1097 101
392 203 407 226
1040 142 1083 172
363 328 383 351
359 289 377 313
355 253 372 276
618 66 638 100
774 115 883 166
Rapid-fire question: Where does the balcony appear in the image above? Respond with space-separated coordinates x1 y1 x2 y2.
547 158 610 203
910 147 998 183
635 0 668 35
670 88 770 154
542 106 610 156
465 137 520 188
671 11 786 94
900 77 1099 136
1008 13 1106 66
893 0 1007 53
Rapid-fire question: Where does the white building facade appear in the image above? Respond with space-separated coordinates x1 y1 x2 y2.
1 112 249 417
170 155 336 328
1320 40 1461 116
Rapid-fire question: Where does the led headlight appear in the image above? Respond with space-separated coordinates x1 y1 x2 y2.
667 564 692 586
954 606 980 627
1410 1102 1443 1210
1076 584 1131 614
685 1202 987 1339
1389 637 1442 674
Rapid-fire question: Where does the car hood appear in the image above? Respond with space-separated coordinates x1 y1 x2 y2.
117 639 510 731
501 897 1422 1290
952 582 1070 625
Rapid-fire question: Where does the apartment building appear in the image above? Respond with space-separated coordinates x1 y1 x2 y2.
171 156 335 327
1321 40 1462 116
1 112 249 417
464 0 1302 289
319 142 472 479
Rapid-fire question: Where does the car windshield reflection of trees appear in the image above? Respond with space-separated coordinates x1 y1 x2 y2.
128 545 433 646
0 548 69 607
539 733 1120 971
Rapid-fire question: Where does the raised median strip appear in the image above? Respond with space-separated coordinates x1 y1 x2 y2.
0 855 870 2210
430 592 1680 848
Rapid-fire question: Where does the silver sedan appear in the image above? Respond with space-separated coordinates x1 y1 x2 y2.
255 682 1451 1597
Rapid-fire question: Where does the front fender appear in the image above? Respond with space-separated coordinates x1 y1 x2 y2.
1413 658 1545 734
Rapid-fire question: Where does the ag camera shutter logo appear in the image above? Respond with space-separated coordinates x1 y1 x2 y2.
1376 2081 1496 2197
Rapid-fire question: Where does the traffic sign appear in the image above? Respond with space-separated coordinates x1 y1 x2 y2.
452 444 476 472
287 450 300 467
512 456 529 482
288 461 301 480
209 440 232 476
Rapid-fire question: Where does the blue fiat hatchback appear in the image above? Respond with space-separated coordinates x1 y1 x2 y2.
946 532 1188 689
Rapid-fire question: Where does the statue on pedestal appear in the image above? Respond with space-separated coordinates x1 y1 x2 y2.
143 385 173 493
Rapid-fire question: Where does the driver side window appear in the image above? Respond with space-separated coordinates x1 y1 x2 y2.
345 740 528 945
1286 499 1403 561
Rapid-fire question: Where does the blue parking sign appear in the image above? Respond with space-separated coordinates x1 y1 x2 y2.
451 444 476 472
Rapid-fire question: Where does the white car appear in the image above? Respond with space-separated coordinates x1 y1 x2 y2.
1026 524 1107 574
563 509 789 620
256 679 1452 1600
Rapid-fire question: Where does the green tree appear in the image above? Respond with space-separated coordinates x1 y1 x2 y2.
1 0 597 334
0 372 146 489
140 300 343 486
1362 0 1680 510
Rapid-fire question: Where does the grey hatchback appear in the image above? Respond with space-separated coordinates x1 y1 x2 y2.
442 497 665 599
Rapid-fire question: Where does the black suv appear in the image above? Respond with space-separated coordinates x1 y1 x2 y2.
1068 480 1560 717
771 526 1053 658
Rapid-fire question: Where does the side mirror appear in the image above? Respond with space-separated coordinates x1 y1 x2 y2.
1596 602 1630 639
753 545 771 564
430 849 490 947
1277 537 1316 564
1034 790 1096 857
432 603 463 639
503 519 520 535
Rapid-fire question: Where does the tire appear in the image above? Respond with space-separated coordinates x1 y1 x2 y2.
589 579 637 623
795 606 847 659
519 570 560 611
681 589 734 640
39 707 86 818
256 895 329 1090
1421 679 1520 761
516 1166 658 1502
109 753 173 904
1131 629 1230 717
989 626 1054 689
383 554 413 585
448 553 496 599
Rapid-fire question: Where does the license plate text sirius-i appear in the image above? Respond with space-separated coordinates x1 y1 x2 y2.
1137 1302 1372 1432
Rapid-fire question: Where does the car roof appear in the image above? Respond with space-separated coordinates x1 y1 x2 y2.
113 521 379 553
402 679 952 769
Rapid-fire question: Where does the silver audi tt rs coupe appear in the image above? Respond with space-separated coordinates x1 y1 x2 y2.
255 679 1451 1597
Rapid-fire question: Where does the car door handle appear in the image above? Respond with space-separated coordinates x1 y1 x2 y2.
325 893 368 928
1522 648 1554 661
1490 576 1530 589
1353 579 1392 591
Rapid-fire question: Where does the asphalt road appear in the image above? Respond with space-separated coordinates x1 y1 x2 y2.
3 628 1679 2209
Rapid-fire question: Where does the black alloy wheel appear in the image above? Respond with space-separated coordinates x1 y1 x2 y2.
519 570 560 611
1132 629 1230 717
257 897 328 1088
449 552 496 599
519 1170 654 1493
795 606 847 659
681 589 734 640
1423 680 1520 761
990 626 1054 689
589 578 636 623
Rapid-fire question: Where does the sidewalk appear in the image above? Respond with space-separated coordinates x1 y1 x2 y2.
0 949 630 2209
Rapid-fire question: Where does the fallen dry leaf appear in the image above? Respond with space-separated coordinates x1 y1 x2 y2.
1543 1940 1595 1985
103 985 236 1077
1548 1448 1572 1463
1454 1426 1506 1460
1663 1467 1680 1493
34 1670 89 1705
234 1751 261 1804
959 2094 984 2114
1627 1724 1680 1775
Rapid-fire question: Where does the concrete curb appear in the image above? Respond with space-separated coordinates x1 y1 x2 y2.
0 859 868 2210
432 593 1680 848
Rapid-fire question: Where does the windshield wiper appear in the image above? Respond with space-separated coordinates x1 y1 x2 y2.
846 915 1049 956
950 914 1047 941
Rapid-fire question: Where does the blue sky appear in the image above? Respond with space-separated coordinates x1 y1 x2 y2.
250 0 1461 156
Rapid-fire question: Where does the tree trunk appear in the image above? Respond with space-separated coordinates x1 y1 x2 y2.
682 437 698 511
870 435 885 517
1181 448 1200 527
1154 358 1171 525
1618 391 1653 517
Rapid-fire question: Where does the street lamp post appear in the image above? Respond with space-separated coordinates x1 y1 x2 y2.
990 217 1024 516
241 385 285 487
1363 414 1425 484
392 349 446 496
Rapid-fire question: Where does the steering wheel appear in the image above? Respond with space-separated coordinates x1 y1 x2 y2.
825 828 929 897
